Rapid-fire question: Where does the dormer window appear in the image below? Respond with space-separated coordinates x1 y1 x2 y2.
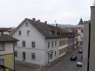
26 23 28 27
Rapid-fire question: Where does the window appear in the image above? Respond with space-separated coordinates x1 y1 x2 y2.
52 42 53 47
14 51 17 57
55 41 56 46
48 42 50 48
49 53 53 60
31 53 35 59
14 42 17 47
62 48 64 53
22 41 25 47
19 31 21 35
32 42 35 48
0 58 4 65
0 42 5 51
26 23 28 27
27 30 30 36
59 40 61 46
59 49 61 55
55 51 56 56
0 32 3 35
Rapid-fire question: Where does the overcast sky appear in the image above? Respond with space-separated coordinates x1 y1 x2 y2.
0 0 94 27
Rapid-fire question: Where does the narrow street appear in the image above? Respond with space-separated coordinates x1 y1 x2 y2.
52 47 82 71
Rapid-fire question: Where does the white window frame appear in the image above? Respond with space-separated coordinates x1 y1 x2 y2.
22 41 26 47
31 41 35 48
31 53 35 60
27 30 30 36
48 42 50 48
0 42 5 51
0 58 5 66
18 31 21 36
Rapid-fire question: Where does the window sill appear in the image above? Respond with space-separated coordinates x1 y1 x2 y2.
27 35 31 37
31 59 36 60
18 35 21 36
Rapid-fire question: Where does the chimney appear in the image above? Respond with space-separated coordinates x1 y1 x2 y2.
32 18 36 21
45 21 47 24
38 19 40 22
56 24 58 27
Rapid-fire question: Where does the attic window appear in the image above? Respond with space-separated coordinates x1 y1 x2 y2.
26 23 28 27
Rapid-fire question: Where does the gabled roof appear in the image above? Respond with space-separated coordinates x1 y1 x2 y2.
78 18 84 25
11 18 75 38
27 18 60 38
11 18 60 38
0 35 19 42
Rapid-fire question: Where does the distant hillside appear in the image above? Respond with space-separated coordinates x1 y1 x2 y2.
0 27 15 28
49 24 78 28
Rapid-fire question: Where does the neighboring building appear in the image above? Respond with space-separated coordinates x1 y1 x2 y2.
89 6 95 71
82 21 90 71
0 35 18 71
74 33 79 49
58 28 69 56
0 28 15 35
47 25 69 57
65 27 83 46
11 18 60 65
82 6 95 71
11 18 75 66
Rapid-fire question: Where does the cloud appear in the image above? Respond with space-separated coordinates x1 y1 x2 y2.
0 0 94 27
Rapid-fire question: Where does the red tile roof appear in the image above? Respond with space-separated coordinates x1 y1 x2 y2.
66 27 83 32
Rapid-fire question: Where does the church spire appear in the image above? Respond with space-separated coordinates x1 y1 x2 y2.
78 18 84 25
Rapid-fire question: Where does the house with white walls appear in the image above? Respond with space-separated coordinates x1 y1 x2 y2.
11 18 61 66
11 18 76 66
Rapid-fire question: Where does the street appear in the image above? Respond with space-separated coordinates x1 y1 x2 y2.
52 47 82 71
15 47 83 71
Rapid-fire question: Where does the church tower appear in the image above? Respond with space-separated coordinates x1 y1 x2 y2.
78 18 84 29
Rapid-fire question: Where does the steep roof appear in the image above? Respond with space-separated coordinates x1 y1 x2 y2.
11 18 75 38
78 18 84 25
27 18 60 38
0 35 19 42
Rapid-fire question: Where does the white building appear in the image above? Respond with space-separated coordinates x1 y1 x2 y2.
11 18 61 66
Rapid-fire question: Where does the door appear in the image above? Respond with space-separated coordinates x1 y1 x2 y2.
22 52 26 61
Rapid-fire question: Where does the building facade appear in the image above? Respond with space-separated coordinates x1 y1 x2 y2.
0 35 18 71
11 18 76 66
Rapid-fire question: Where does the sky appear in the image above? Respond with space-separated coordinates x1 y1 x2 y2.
0 0 94 27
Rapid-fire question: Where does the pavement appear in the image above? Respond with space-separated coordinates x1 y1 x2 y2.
15 45 83 71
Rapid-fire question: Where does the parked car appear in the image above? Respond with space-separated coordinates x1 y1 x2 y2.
77 60 82 67
78 50 83 54
70 55 77 61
